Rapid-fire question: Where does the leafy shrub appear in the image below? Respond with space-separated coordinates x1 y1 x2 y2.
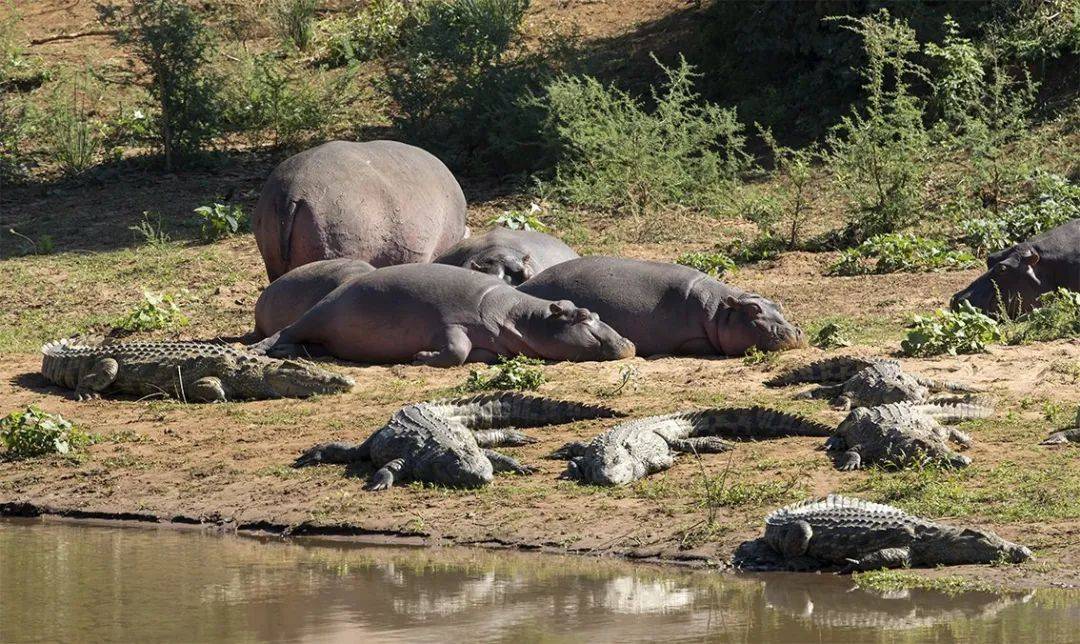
961 172 1080 253
129 211 171 248
0 12 36 182
811 321 853 349
1009 288 1080 344
829 233 979 276
676 251 736 278
194 203 247 241
491 203 547 232
824 10 931 242
272 0 318 52
723 234 785 265
38 81 103 176
542 55 751 218
114 291 188 332
99 0 222 170
319 0 410 66
742 346 780 369
1 407 90 459
901 301 1003 356
757 126 817 249
463 355 546 391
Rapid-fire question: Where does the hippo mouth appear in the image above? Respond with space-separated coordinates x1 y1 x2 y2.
597 335 636 360
760 326 807 352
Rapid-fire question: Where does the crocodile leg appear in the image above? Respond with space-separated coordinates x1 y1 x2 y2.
837 446 863 471
473 429 536 447
560 457 584 480
840 547 912 572
668 436 733 454
75 358 119 400
795 384 843 401
189 376 227 403
484 449 535 475
1042 428 1080 445
293 441 367 467
367 458 406 491
948 427 973 448
550 441 588 459
779 520 813 558
413 325 472 367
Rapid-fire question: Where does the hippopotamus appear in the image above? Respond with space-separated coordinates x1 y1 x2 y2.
952 219 1080 317
248 264 636 366
252 140 468 281
517 256 806 357
252 258 375 339
433 227 579 285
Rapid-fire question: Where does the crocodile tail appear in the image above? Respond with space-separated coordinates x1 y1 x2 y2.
41 338 81 389
681 406 833 439
764 356 882 387
908 402 994 422
915 375 984 394
430 392 623 429
766 494 909 525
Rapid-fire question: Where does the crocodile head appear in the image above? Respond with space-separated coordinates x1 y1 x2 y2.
920 525 1033 565
264 360 355 397
848 363 929 406
417 446 494 488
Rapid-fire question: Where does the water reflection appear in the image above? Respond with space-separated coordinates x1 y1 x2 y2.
0 519 1076 643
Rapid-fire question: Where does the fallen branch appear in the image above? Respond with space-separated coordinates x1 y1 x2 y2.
30 29 118 45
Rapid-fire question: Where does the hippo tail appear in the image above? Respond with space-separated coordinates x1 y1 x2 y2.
765 356 883 387
279 198 301 267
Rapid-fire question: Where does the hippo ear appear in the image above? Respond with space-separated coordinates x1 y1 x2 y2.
571 308 592 323
549 301 565 315
521 253 532 265
1020 248 1040 266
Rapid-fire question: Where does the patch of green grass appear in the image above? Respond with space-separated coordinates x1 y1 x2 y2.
808 319 854 349
852 569 994 595
461 355 546 392
829 233 979 276
742 346 780 369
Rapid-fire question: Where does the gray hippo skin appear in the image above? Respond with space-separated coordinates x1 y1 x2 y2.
434 227 579 285
252 140 468 281
518 256 805 356
253 258 375 339
249 264 636 366
952 218 1080 316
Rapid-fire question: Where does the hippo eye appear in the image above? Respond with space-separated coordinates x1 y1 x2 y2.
997 264 1009 273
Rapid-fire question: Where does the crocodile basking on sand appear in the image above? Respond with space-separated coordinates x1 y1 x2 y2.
766 357 981 410
825 402 990 470
293 393 622 490
733 494 1032 572
552 407 832 486
41 338 354 401
1041 407 1080 445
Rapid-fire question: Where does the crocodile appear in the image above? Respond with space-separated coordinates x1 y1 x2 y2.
824 402 991 470
552 407 832 486
1041 406 1080 445
293 393 623 490
733 494 1032 572
765 356 981 410
41 338 354 401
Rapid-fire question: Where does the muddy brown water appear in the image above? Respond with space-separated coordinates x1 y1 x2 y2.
0 519 1077 643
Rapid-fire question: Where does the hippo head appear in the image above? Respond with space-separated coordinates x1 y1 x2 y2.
469 252 533 285
922 525 1032 565
720 294 806 355
530 301 636 362
263 360 355 397
951 245 1045 317
413 445 494 488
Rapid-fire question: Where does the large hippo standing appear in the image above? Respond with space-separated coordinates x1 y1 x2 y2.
434 227 580 285
252 140 468 281
952 218 1080 316
253 258 375 339
518 257 806 357
249 264 636 366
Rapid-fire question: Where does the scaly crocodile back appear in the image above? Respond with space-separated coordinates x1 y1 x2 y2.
424 392 623 429
673 406 833 439
41 338 250 389
765 357 886 387
905 401 993 421
766 494 918 529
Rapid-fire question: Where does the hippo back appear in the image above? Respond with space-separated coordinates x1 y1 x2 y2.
434 228 580 284
254 258 375 338
252 140 468 281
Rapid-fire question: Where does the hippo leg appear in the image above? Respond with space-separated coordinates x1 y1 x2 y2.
484 449 536 475
465 348 502 364
413 325 473 367
671 337 715 355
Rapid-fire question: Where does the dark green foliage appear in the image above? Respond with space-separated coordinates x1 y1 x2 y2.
462 355 546 391
1010 288 1080 344
114 291 188 332
676 251 736 278
99 0 222 170
829 233 978 275
271 0 318 52
962 172 1080 254
318 0 411 66
811 321 854 349
194 203 248 241
902 302 1003 356
0 407 90 458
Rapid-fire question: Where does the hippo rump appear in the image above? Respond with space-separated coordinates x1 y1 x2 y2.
252 140 468 281
517 256 805 357
249 264 636 366
434 227 579 285
253 258 375 339
952 218 1080 316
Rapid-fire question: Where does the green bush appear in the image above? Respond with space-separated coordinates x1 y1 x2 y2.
676 251 737 278
99 0 222 170
824 10 931 242
129 211 171 249
541 55 751 218
901 301 1003 356
756 126 817 249
829 233 979 276
491 203 548 232
961 172 1080 253
723 234 785 265
1 407 90 459
272 0 318 52
811 321 854 349
319 0 410 66
38 81 103 177
463 355 546 391
194 203 248 241
1010 288 1080 344
114 291 188 332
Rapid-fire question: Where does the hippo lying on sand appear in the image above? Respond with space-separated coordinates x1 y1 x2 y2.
249 264 636 366
434 228 579 285
253 258 375 339
518 256 805 356
952 218 1080 316
253 140 468 281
